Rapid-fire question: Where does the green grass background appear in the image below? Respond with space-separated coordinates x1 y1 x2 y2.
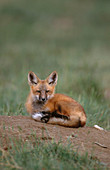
0 0 110 169
0 0 110 128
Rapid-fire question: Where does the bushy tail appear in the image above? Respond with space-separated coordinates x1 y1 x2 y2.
80 114 87 127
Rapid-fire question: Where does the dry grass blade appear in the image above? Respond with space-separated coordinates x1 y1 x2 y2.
94 142 107 148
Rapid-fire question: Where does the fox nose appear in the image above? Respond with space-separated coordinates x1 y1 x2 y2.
42 98 46 101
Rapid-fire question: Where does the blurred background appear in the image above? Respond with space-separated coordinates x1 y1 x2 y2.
0 0 110 128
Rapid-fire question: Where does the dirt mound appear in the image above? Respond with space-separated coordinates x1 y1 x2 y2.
0 116 110 167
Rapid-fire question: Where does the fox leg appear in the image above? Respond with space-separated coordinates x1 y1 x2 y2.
48 115 81 127
41 111 69 123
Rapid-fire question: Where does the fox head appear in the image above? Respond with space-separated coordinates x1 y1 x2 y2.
28 71 58 102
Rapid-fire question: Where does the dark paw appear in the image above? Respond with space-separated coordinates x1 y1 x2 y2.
41 116 50 123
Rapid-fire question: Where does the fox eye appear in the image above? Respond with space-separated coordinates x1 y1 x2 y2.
46 90 50 93
36 90 41 93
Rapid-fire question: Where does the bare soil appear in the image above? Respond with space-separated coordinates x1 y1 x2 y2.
0 116 110 167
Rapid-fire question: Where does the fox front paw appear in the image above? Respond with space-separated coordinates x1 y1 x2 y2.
41 115 50 123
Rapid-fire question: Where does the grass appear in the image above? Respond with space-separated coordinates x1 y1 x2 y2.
0 138 107 170
0 0 110 169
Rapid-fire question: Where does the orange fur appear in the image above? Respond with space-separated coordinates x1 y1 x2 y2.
43 93 86 127
25 71 86 127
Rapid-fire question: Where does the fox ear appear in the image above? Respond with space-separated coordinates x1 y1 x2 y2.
28 71 39 86
47 71 58 86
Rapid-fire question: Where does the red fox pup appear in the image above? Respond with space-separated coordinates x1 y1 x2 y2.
25 71 86 127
